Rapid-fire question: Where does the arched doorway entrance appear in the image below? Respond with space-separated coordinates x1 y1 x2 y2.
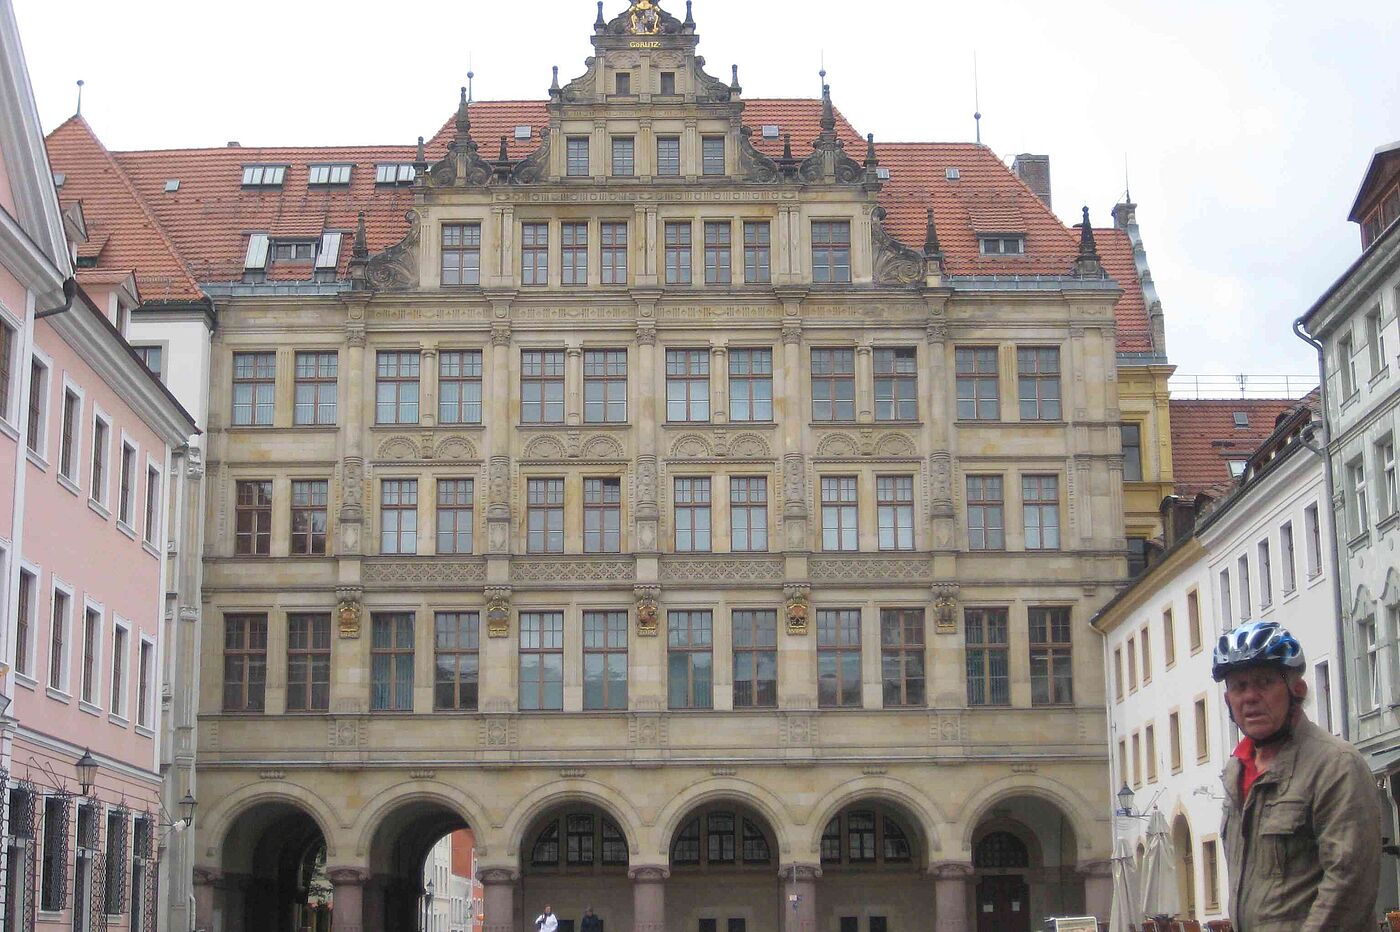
668 801 780 931
216 801 330 932
520 805 633 931
819 801 929 932
366 799 470 931
1171 814 1197 919
970 796 1083 931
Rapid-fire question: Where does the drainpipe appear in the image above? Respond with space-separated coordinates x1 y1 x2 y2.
1293 315 1350 741
34 277 76 320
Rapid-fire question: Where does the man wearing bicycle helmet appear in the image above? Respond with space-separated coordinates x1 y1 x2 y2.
1215 621 1381 931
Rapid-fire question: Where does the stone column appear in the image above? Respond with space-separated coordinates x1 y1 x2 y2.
630 865 668 932
566 343 584 426
855 342 874 422
339 323 367 557
1079 859 1113 923
328 867 370 932
421 345 438 428
480 868 518 932
780 317 809 549
634 319 660 553
711 342 729 424
930 861 974 932
487 322 513 555
193 866 220 932
780 864 819 932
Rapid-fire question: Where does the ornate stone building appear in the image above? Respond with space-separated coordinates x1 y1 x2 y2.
44 3 1169 930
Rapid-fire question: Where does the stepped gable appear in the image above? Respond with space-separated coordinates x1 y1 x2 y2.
1170 398 1303 499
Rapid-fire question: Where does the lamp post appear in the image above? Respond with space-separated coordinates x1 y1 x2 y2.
180 791 198 828
422 877 435 932
76 748 98 796
1117 783 1136 818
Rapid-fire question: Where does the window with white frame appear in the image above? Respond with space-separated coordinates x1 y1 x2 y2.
132 344 163 380
1348 458 1369 537
118 439 137 527
110 620 129 718
307 163 352 186
1304 503 1322 576
1339 332 1358 398
144 461 161 544
0 314 17 422
26 355 49 457
1361 614 1381 711
1367 307 1388 378
241 164 286 187
1378 436 1397 518
1258 540 1273 608
1219 569 1233 627
137 638 154 728
15 564 37 677
89 413 110 507
80 603 103 706
821 477 858 552
1280 521 1297 593
1315 660 1334 732
1237 555 1251 621
58 385 82 482
49 582 73 691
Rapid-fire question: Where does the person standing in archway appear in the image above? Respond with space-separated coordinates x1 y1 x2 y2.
580 906 603 932
1215 621 1381 930
533 904 559 932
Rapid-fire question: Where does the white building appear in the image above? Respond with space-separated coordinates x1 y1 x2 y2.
1298 138 1400 922
1092 401 1340 925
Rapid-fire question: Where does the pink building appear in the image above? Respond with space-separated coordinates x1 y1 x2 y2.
0 1 197 927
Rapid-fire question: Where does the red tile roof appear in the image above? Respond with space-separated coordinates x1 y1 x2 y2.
1169 399 1303 499
47 97 1153 351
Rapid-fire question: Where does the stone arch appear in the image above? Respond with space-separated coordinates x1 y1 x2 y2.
201 782 342 862
581 435 626 460
503 781 646 860
433 435 478 460
730 433 772 458
1351 583 1375 621
651 778 794 859
1171 812 1198 917
1382 566 1400 606
670 434 713 459
955 775 1102 859
971 818 1043 869
804 776 946 862
523 435 567 460
376 436 419 461
876 433 917 457
816 433 859 458
350 781 491 859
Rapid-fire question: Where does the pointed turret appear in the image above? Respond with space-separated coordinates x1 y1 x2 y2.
864 133 877 168
349 211 370 289
684 0 695 30
924 207 945 286
1072 206 1104 277
820 82 836 135
595 0 605 31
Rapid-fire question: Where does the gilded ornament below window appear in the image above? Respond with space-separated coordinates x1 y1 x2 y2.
337 598 361 638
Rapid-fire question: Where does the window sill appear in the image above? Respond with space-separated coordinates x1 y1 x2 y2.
1189 645 1204 656
517 421 570 429
78 699 103 717
15 672 36 690
108 712 129 728
57 472 82 497
0 418 17 442
135 724 154 738
88 498 110 520
227 423 277 430
1341 390 1360 410
25 448 48 471
433 421 486 430
1171 766 1183 776
142 540 161 560
46 686 71 703
1378 511 1400 535
1348 531 1371 551
289 423 340 431
1369 366 1390 389
116 520 137 541
1306 569 1325 584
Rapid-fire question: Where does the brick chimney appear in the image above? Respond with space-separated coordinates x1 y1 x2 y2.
1012 154 1052 210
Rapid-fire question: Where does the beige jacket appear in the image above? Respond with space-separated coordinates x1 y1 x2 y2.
1221 716 1382 931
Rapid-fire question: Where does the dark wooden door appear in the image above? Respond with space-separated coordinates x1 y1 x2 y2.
975 874 1030 932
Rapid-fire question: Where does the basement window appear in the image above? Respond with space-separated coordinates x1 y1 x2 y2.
241 165 286 187
978 235 1025 256
308 164 352 186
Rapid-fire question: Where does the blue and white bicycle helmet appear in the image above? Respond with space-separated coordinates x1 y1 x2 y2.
1211 620 1305 682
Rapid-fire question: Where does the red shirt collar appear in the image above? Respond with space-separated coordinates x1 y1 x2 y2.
1234 736 1262 797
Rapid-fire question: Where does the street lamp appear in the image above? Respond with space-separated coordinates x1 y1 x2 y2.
180 792 198 828
422 877 435 932
76 748 98 796
1116 783 1136 817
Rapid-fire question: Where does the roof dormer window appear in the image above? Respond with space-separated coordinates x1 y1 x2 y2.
241 165 286 187
308 164 352 187
978 235 1025 256
375 163 416 185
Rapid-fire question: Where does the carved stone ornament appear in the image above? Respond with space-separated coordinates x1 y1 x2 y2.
511 128 552 185
477 867 518 886
635 585 661 637
738 127 781 183
784 583 811 635
337 596 362 639
604 1 684 37
364 210 421 291
561 61 598 104
871 206 925 286
933 583 959 633
485 586 512 637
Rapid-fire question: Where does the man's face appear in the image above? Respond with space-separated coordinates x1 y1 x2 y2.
1224 667 1295 739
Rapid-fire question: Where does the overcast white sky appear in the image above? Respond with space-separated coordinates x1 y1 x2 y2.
14 0 1400 379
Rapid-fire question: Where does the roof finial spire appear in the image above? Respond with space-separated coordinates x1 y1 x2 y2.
415 135 426 166
972 51 982 145
352 211 368 260
1124 153 1132 203
1072 205 1104 278
820 80 835 134
924 207 943 257
467 57 475 104
730 64 741 92
551 65 560 92
595 0 605 29
75 79 84 117
455 86 471 139
865 133 877 168
684 1 695 29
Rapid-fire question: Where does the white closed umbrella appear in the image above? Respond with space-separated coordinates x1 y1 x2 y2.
1138 808 1180 923
1109 835 1141 932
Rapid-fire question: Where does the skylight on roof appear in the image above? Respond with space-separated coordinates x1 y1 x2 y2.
53 172 66 188
308 164 352 186
876 167 891 181
515 125 533 140
1233 412 1250 428
164 179 180 193
762 125 780 139
241 165 286 187
978 235 1024 256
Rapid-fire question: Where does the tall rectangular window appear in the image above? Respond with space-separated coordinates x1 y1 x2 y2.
1114 647 1124 701
104 809 128 915
1022 475 1060 550
811 348 855 421
1379 437 1398 517
1203 840 1220 911
1017 347 1062 420
521 349 566 423
876 476 914 551
438 350 483 424
1145 723 1158 781
90 416 109 506
668 610 713 709
286 613 331 713
293 351 338 425
821 476 858 551
817 609 861 708
1367 308 1387 377
561 222 588 286
234 480 272 555
1219 570 1233 627
25 358 46 454
583 611 628 711
811 221 852 283
1131 731 1142 787
371 613 415 712
58 388 79 479
1194 697 1209 761
436 479 474 554
1121 423 1144 481
0 319 14 420
674 477 712 552
231 351 276 426
441 223 482 285
1315 660 1333 732
1163 609 1177 668
434 612 479 711
873 347 918 421
880 608 925 707
666 348 710 421
743 221 771 283
732 610 777 709
966 475 1005 551
1128 635 1138 690
1304 503 1322 575
1187 589 1202 652
223 613 267 712
966 607 1010 706
375 351 420 424
144 463 161 544
1362 614 1381 710
1281 521 1297 592
49 588 70 689
584 478 622 553
118 441 136 525
704 221 732 284
80 606 100 704
527 478 565 553
657 137 681 176
40 797 68 911
1029 607 1072 705
730 476 768 552
611 137 635 177
1258 540 1273 607
701 136 726 175
566 137 590 176
290 480 328 555
137 639 153 727
728 348 772 421
955 347 1000 420
1237 555 1252 620
15 567 35 677
520 612 565 711
1141 627 1153 684
1169 710 1182 771
522 223 549 285
601 222 629 284
665 222 693 284
134 344 163 379
1339 333 1357 398
380 479 418 554
584 349 628 423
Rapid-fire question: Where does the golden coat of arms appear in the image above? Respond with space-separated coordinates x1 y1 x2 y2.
627 0 662 35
